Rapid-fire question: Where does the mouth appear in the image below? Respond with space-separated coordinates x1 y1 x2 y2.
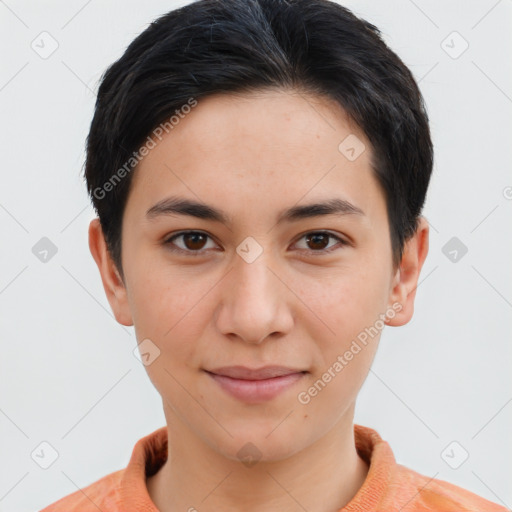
204 366 308 403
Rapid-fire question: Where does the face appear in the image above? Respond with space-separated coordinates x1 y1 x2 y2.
91 88 421 462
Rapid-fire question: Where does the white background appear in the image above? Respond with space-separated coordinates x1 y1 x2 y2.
1 1 511 510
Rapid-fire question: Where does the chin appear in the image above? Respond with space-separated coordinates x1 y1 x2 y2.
207 424 309 465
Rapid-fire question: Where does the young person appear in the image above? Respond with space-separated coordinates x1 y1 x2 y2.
40 0 507 510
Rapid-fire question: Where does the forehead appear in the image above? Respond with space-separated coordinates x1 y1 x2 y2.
149 89 364 164
125 88 385 226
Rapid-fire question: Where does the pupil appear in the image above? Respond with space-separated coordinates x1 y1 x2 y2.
307 233 328 250
185 233 206 250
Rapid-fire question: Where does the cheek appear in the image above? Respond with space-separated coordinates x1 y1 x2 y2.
130 277 209 398
306 265 389 336
297 277 384 417
301 263 390 386
127 269 206 361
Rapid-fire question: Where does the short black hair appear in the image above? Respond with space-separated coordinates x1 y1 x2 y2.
84 0 433 280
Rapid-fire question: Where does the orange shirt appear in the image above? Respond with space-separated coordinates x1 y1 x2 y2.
40 424 508 511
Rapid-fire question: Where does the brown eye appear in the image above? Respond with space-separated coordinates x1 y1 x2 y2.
181 232 208 250
305 233 330 250
164 230 347 257
164 231 217 255
294 231 347 254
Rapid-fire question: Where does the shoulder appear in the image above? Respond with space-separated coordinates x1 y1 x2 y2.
392 463 509 512
39 469 125 511
38 426 167 511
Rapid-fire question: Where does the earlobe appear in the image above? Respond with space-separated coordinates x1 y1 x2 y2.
386 216 429 327
88 218 134 326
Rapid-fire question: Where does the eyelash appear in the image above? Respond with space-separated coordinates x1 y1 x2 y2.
163 230 349 256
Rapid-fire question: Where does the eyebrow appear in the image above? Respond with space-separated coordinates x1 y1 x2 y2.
145 196 365 225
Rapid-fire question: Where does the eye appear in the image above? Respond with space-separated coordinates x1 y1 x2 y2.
163 230 349 256
163 231 219 256
293 231 348 255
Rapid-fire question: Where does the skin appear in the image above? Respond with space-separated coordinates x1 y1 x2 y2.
89 88 429 512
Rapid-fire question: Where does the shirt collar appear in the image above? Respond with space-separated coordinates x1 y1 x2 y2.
119 423 395 510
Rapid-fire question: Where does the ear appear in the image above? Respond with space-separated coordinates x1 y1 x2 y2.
88 218 133 326
386 216 429 327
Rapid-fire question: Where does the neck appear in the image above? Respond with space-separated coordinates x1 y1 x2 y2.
147 404 369 512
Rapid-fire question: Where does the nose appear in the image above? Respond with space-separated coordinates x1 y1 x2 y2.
214 250 294 345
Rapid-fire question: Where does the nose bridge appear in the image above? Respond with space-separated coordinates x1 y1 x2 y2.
216 244 292 343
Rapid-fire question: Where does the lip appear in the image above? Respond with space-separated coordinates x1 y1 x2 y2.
207 365 306 380
204 366 307 403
